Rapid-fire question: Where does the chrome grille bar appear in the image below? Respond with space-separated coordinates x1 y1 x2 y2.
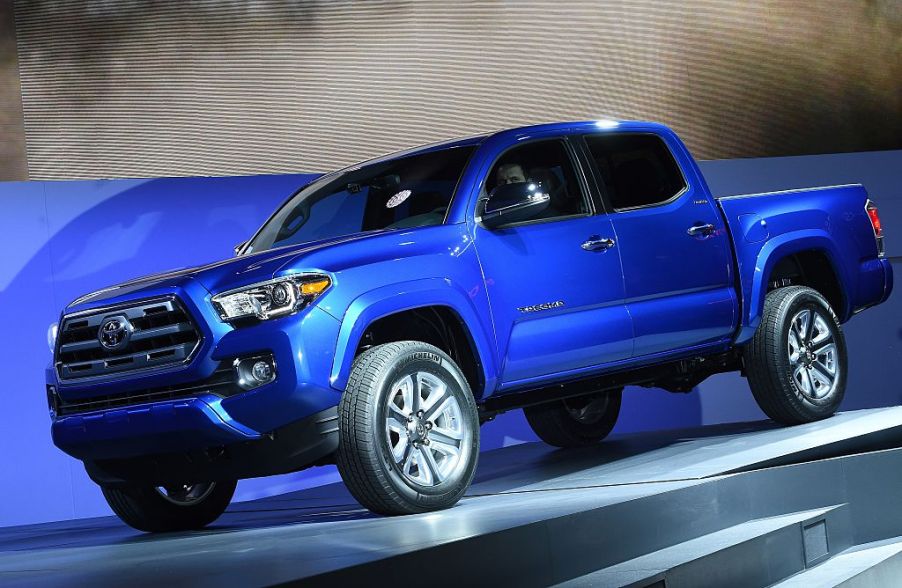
55 297 201 381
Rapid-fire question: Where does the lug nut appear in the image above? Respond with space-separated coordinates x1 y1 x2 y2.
423 439 430 446
417 410 424 417
426 422 433 430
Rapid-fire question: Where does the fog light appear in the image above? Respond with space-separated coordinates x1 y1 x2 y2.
233 354 277 391
252 360 273 383
46 385 59 418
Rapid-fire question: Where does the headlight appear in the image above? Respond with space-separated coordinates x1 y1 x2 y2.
47 322 59 353
211 274 331 322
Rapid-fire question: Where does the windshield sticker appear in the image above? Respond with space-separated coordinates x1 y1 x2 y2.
386 190 412 209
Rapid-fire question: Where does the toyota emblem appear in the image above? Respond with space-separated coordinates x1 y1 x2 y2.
98 315 133 351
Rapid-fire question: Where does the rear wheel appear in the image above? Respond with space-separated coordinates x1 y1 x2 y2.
524 388 623 448
746 286 847 424
101 480 236 532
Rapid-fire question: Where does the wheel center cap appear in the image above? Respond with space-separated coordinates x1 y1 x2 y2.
408 417 428 442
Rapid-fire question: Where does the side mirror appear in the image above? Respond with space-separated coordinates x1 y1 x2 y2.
233 241 247 257
478 182 551 229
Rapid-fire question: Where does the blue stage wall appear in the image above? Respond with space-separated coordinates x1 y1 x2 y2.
1 150 900 528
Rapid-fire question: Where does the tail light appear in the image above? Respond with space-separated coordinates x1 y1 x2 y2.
866 200 884 257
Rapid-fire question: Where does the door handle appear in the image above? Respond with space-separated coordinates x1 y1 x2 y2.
581 237 615 251
687 223 716 237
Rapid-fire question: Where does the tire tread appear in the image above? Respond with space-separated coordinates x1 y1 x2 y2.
746 286 846 425
336 341 479 515
101 480 236 532
524 390 622 448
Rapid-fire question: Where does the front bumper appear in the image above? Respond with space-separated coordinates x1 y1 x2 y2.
49 283 343 467
52 395 261 461
84 406 339 486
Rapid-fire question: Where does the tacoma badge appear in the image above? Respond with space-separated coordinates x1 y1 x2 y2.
517 300 565 313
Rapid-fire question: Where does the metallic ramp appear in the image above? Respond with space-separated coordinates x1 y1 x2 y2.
4 408 902 587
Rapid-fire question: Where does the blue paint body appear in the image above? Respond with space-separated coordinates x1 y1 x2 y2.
46 121 893 482
717 185 892 342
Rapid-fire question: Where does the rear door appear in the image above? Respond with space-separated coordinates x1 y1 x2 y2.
473 135 633 387
580 132 736 357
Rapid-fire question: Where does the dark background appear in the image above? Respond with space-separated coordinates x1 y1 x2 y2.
1 1 901 181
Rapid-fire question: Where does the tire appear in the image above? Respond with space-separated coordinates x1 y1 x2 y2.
524 388 623 448
336 341 480 515
746 286 847 425
101 480 236 532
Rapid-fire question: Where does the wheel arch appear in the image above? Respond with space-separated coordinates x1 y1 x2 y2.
736 231 852 344
767 250 845 313
330 279 498 398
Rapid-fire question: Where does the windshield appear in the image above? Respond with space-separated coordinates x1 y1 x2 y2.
246 145 476 253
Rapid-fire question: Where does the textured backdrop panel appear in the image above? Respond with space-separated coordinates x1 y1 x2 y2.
13 0 902 179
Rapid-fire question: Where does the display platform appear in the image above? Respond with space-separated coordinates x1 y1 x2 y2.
4 407 902 587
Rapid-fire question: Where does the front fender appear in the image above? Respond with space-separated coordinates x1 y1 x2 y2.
736 230 851 344
329 278 499 395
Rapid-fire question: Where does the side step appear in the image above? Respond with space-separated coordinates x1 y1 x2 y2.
557 505 851 588
774 537 902 587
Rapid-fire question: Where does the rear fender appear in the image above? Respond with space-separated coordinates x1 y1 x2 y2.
736 230 851 344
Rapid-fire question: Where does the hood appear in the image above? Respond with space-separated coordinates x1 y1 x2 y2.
66 230 393 311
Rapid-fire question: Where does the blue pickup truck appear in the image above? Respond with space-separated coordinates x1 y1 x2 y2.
47 120 891 531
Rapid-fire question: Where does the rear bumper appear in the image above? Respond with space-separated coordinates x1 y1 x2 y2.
852 257 893 315
879 257 894 304
83 406 339 486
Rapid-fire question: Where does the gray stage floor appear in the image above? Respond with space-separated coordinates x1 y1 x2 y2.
3 408 902 586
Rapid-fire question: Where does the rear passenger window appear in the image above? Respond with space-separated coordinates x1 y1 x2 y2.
584 134 687 210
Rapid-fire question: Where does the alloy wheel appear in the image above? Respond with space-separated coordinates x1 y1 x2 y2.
155 482 217 506
384 371 469 488
787 308 839 400
563 393 612 425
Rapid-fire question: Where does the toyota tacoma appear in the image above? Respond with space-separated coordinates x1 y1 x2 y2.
46 120 892 531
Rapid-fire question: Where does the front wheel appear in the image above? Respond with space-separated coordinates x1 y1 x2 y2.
336 341 480 515
745 286 847 424
101 480 236 532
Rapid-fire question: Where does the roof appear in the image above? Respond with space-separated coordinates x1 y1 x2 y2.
346 119 673 170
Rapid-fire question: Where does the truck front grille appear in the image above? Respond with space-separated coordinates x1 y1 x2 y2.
56 297 202 380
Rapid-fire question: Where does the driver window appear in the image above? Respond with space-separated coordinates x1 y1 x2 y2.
485 139 588 223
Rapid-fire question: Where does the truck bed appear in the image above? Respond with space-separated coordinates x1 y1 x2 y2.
716 184 891 344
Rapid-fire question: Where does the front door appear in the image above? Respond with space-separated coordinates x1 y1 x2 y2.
473 137 633 388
